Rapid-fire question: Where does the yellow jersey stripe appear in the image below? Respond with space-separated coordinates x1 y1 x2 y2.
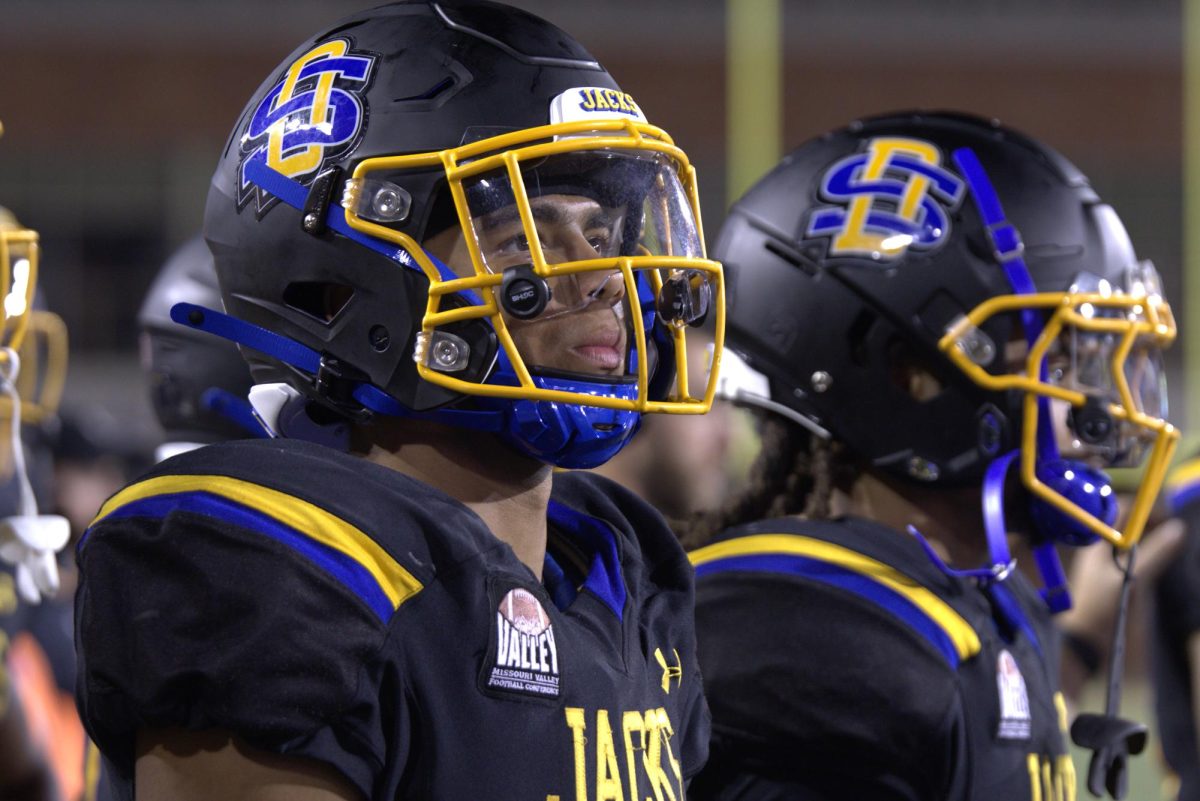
690 533 982 661
91 474 422 611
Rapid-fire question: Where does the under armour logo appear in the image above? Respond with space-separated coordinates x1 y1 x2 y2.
807 137 964 259
654 647 682 694
238 39 375 215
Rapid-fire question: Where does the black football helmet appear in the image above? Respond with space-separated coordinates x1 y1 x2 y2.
138 236 261 449
197 0 723 469
714 111 1176 551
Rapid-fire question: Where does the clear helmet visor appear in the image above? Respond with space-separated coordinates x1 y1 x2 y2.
429 149 711 382
1045 265 1171 467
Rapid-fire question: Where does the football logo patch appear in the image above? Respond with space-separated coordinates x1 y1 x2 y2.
996 649 1032 740
237 38 376 216
483 586 561 700
806 136 964 260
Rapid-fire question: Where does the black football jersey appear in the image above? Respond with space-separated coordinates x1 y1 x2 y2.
1154 456 1200 801
76 438 709 801
688 516 1075 801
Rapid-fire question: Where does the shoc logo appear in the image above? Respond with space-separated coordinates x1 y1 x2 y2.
806 137 965 260
238 39 375 215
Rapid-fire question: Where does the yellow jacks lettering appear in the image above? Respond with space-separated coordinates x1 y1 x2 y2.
564 706 684 801
578 89 641 117
1026 752 1076 801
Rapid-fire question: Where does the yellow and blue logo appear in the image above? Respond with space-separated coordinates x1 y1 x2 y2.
806 137 965 259
238 39 376 214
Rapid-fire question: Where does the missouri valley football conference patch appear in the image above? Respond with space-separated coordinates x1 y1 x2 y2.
996 649 1032 740
482 584 561 700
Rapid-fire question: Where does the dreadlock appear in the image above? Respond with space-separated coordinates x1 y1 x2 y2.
676 408 846 550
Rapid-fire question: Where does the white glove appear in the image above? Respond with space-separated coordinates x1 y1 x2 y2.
0 515 70 604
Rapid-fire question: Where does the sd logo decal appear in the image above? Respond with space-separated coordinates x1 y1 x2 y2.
238 39 375 216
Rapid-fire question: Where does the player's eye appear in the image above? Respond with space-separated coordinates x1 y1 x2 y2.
495 232 531 257
587 232 611 255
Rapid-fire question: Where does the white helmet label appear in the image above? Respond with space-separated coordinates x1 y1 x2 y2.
550 87 648 126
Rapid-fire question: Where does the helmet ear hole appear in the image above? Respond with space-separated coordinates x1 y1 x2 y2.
846 309 876 367
282 282 355 324
887 340 945 403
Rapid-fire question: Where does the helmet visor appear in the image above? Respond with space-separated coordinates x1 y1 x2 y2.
446 149 708 380
1043 266 1171 467
349 119 724 414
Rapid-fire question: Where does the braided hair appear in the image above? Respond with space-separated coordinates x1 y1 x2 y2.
677 408 847 550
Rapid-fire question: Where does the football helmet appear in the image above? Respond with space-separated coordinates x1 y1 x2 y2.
0 207 67 437
714 111 1176 553
138 236 262 451
195 0 723 468
0 199 69 603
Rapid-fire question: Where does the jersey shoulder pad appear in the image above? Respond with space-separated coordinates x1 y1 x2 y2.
691 517 982 671
77 439 442 795
85 439 433 623
692 522 965 795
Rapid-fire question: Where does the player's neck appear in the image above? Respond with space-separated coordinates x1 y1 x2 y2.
831 469 989 568
355 419 553 578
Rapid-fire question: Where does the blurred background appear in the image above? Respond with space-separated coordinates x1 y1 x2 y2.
0 0 1183 449
0 0 1187 797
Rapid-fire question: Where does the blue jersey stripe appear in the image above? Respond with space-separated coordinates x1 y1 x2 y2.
101 491 394 623
696 552 964 669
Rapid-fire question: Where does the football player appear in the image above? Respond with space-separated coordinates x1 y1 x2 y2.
75 3 721 800
684 111 1175 801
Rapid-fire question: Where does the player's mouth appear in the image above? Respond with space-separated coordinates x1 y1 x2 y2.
569 325 624 372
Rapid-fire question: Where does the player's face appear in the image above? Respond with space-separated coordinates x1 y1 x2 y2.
1005 328 1166 469
424 194 630 377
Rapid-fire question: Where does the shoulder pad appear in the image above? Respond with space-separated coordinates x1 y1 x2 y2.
692 524 981 670
85 439 437 622
694 564 961 787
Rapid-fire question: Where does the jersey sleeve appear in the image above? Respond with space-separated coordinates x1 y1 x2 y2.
1156 501 1200 639
75 481 416 798
693 570 962 800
